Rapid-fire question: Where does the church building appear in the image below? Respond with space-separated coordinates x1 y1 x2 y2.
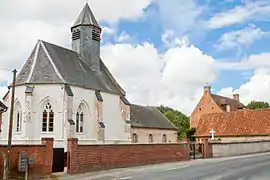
0 3 177 150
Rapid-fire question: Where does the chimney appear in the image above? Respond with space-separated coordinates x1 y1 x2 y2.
204 86 211 94
233 94 239 102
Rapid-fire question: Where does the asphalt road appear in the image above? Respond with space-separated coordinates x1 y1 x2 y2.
58 152 270 180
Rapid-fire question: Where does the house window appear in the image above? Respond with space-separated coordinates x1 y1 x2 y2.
42 102 54 132
132 133 138 143
15 112 21 132
76 112 84 133
212 107 214 110
149 134 153 143
162 134 167 143
199 107 201 111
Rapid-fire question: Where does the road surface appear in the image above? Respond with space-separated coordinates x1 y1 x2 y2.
57 152 270 180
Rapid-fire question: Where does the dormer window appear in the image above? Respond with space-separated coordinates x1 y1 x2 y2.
92 28 100 42
72 29 80 40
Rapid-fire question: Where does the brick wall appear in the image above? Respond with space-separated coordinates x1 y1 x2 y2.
0 138 53 179
67 138 190 174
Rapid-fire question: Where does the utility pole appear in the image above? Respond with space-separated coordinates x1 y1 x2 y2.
5 69 17 180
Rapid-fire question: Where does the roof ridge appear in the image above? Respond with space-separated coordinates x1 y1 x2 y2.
40 40 75 53
40 41 66 83
211 93 236 101
27 41 41 83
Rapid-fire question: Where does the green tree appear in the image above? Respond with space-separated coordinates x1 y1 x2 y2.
246 101 270 109
186 127 196 139
157 105 190 139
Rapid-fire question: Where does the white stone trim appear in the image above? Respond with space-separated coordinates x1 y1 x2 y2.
27 41 41 83
40 41 66 83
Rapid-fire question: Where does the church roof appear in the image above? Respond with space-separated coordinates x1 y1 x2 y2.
72 3 99 28
196 108 270 137
130 104 177 130
15 40 125 95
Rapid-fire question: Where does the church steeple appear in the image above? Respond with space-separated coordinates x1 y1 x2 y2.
72 3 100 28
71 3 101 71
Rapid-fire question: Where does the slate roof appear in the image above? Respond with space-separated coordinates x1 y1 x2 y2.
15 40 125 95
196 108 270 137
210 94 245 111
73 3 99 28
130 104 177 130
0 101 7 113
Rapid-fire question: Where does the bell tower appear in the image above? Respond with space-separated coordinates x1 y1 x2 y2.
71 3 101 71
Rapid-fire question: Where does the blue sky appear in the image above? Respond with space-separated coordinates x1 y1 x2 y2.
1 0 270 114
99 0 270 97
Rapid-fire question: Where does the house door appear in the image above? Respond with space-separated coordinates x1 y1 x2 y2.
52 148 65 173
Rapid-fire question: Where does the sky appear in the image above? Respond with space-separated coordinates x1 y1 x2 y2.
1 0 270 115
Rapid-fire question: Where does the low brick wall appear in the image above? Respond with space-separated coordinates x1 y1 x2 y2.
67 138 190 174
207 140 270 158
0 138 53 179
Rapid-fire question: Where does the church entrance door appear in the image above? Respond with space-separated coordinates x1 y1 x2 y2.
52 148 65 173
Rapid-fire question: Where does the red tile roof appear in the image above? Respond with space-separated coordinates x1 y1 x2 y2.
210 94 245 112
196 108 270 137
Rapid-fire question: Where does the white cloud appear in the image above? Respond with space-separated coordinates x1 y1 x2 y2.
215 24 269 51
0 0 152 24
101 38 216 115
102 26 117 36
0 0 153 98
156 0 206 36
162 30 189 48
208 0 270 29
117 32 133 43
216 51 270 70
218 68 270 105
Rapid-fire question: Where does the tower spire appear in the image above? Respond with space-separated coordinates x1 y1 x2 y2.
72 3 100 29
71 3 101 71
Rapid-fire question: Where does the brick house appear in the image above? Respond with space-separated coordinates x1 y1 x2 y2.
195 108 270 142
190 86 245 128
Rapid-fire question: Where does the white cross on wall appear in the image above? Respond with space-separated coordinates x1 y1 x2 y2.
209 129 216 140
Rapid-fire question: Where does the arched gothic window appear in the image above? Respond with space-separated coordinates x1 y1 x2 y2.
14 102 22 133
132 133 138 143
15 111 22 132
42 102 54 132
76 105 84 133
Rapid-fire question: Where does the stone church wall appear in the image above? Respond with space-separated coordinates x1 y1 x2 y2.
66 138 189 174
0 85 64 147
0 84 131 148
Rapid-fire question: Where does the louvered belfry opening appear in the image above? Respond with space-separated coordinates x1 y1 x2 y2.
92 28 100 42
72 29 80 40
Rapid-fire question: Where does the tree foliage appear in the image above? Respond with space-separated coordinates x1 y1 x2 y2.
156 105 191 139
246 101 270 109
